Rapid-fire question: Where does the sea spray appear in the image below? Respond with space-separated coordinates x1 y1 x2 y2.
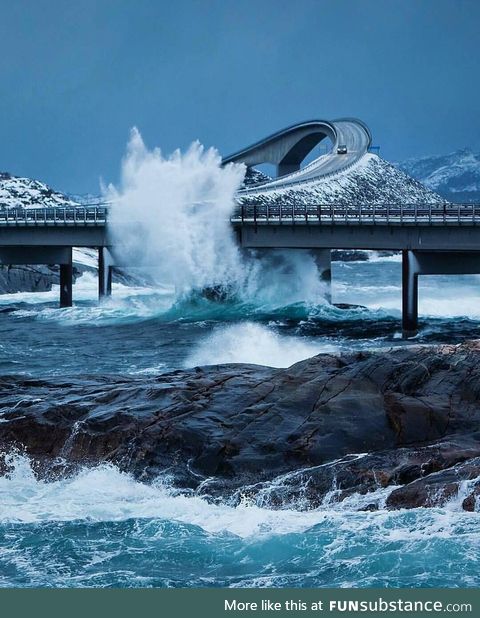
242 249 328 307
106 129 246 295
184 322 336 368
105 129 329 307
1 453 479 588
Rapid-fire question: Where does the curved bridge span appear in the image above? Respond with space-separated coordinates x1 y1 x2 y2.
222 118 372 184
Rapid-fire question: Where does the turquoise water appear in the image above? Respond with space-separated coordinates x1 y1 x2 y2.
1 258 480 588
1 456 479 588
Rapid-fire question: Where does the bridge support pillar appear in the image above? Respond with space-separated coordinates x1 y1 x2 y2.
59 249 73 308
401 249 480 338
311 249 332 303
402 250 418 338
277 162 300 177
98 247 113 299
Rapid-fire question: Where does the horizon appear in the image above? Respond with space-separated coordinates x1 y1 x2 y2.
1 0 479 194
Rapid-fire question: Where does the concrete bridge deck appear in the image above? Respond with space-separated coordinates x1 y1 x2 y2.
1 203 480 337
0 206 108 246
232 203 480 251
0 206 111 308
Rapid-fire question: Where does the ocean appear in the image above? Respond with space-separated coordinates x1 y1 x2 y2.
1 256 479 588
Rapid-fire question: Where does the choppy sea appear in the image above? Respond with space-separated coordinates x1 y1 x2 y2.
1 256 479 588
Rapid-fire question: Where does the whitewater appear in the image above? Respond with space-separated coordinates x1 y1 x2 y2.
1 452 479 588
1 133 480 588
1 257 480 588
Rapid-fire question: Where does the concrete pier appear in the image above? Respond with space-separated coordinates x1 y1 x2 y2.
98 247 113 299
0 245 74 307
59 261 73 307
311 249 332 304
402 249 480 338
402 250 418 338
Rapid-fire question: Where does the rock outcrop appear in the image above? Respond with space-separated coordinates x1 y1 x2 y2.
1 341 480 510
240 154 445 207
0 264 83 294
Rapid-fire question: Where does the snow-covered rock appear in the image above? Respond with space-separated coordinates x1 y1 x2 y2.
239 153 444 206
399 149 480 203
0 172 77 209
0 173 92 294
242 167 272 187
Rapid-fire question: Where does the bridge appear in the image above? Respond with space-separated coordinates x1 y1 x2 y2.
223 118 372 181
2 202 480 337
1 119 480 337
231 202 480 336
0 206 111 307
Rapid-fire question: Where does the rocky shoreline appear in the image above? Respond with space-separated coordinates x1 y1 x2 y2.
0 264 83 294
0 251 400 295
1 341 479 511
0 263 140 295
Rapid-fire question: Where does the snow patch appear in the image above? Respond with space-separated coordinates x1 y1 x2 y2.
240 154 443 206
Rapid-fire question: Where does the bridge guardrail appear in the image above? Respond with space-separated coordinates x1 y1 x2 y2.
0 206 108 225
3 203 480 229
231 203 480 226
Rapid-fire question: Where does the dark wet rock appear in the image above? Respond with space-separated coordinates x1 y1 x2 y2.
0 261 141 294
0 264 81 294
359 503 379 512
386 458 480 510
462 484 480 512
201 285 236 303
333 303 367 310
228 439 480 510
332 250 370 262
1 341 480 509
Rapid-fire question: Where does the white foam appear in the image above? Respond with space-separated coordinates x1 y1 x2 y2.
105 131 331 308
106 130 245 295
185 322 334 368
2 272 176 325
0 454 478 543
0 454 326 537
241 249 328 306
367 252 402 263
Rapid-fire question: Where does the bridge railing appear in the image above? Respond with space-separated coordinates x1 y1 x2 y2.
0 206 108 225
231 203 480 226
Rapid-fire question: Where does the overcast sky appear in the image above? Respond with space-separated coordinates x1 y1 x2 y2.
0 0 478 193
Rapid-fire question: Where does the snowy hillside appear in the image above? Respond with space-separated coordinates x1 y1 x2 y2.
242 167 271 187
399 149 480 203
0 172 96 290
239 154 444 206
0 172 77 208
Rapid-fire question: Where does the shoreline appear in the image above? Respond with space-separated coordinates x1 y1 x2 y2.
1 340 479 513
